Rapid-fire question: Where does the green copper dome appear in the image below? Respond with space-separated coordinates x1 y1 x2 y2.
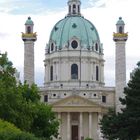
48 16 101 50
25 17 34 25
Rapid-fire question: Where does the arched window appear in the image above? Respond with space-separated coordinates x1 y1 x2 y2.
73 4 76 14
96 66 99 81
51 43 54 51
71 64 78 79
71 40 78 49
27 26 31 34
50 66 53 81
95 43 98 51
119 26 123 33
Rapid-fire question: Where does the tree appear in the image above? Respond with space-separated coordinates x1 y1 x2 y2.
17 82 40 103
100 62 140 140
0 53 16 88
85 138 93 140
0 119 41 140
31 103 59 140
0 53 59 140
0 53 34 131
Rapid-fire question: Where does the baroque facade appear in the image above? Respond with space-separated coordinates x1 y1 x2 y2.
22 0 128 140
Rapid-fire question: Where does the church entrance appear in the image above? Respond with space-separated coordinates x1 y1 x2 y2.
71 125 79 140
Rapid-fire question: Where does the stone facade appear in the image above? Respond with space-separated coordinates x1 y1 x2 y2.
44 47 105 88
22 1 128 140
40 88 115 140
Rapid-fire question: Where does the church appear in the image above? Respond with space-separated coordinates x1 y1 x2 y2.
21 0 128 140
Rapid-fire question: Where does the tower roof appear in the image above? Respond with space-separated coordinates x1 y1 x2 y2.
116 17 125 25
25 17 34 25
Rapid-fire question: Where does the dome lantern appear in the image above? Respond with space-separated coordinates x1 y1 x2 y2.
67 0 81 16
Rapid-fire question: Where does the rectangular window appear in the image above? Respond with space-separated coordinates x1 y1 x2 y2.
96 66 99 81
50 66 53 81
102 96 106 103
44 95 48 102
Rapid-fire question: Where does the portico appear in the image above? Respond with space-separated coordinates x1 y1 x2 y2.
51 95 107 140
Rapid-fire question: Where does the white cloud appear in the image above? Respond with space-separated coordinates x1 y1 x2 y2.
88 0 106 7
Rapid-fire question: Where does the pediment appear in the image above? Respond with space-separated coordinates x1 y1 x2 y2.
51 95 100 107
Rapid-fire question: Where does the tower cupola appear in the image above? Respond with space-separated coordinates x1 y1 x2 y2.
113 17 128 42
22 17 37 42
116 17 125 33
67 0 81 16
25 17 34 34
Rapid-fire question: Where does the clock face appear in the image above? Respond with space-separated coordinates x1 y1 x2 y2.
71 40 78 49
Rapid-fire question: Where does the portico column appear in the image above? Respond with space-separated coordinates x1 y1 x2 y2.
67 112 71 140
79 112 83 140
58 113 61 139
89 112 92 138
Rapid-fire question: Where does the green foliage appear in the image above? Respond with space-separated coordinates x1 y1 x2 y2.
0 119 40 140
85 138 93 140
0 119 21 133
0 81 35 131
0 53 16 88
100 109 123 140
15 132 41 140
0 53 59 140
18 82 40 103
31 103 59 140
100 63 140 140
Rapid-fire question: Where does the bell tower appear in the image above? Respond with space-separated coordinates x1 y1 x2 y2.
113 17 128 112
22 17 37 86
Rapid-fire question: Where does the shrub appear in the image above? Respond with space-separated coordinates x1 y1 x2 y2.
85 138 93 140
0 119 40 140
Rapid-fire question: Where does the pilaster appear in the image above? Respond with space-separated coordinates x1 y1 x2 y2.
79 112 83 140
89 112 92 138
67 112 71 140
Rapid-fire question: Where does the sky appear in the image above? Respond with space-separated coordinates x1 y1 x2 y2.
0 0 140 86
